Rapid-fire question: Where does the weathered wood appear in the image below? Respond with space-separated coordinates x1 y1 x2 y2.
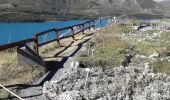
33 34 39 54
17 45 46 68
54 29 60 48
88 22 91 31
70 27 75 40
82 24 85 34
0 38 34 51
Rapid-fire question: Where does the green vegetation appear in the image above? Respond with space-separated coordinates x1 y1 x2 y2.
0 0 169 22
0 11 87 22
151 59 170 75
77 23 134 69
77 21 170 76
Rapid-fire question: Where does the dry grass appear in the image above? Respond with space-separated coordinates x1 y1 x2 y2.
0 49 47 99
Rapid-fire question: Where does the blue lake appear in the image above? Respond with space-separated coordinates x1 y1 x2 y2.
0 19 108 45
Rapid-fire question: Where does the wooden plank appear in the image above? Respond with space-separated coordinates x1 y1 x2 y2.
0 38 34 51
70 27 75 40
55 30 60 48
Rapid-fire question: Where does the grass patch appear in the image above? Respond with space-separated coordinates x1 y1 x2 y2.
145 30 160 34
137 42 166 56
99 23 132 35
77 25 135 68
151 59 170 75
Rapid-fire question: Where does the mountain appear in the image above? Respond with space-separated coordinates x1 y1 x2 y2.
153 0 170 17
0 0 168 22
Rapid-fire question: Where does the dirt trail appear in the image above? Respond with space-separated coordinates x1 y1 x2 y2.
18 30 96 100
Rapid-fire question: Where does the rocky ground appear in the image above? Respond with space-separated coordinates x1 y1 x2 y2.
42 21 170 100
43 62 170 100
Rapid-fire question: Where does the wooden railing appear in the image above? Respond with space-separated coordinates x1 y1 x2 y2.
0 20 95 55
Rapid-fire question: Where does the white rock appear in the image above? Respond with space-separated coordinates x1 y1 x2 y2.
144 63 149 69
148 73 156 79
135 54 147 59
137 39 142 43
85 68 91 72
143 63 150 76
43 81 59 100
149 52 159 59
58 91 82 100
70 61 80 68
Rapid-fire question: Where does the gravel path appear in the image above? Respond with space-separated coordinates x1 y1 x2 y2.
19 31 96 100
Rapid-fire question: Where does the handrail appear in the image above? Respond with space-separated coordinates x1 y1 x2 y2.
0 38 34 51
0 20 95 55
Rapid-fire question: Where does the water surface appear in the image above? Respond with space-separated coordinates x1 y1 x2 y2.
0 19 108 45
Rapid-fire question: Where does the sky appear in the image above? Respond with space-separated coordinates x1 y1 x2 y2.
153 0 167 2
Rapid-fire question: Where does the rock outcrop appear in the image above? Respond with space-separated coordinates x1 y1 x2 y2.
43 62 170 100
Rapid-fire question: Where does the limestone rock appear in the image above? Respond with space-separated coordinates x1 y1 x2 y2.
43 63 170 100
58 91 83 100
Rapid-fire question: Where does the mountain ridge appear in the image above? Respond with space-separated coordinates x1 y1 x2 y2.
0 0 169 22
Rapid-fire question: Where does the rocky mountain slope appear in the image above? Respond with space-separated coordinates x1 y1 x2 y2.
0 0 168 22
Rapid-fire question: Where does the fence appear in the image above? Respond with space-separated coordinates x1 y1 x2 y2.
0 20 95 55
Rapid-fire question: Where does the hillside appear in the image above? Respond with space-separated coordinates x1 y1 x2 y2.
0 0 168 22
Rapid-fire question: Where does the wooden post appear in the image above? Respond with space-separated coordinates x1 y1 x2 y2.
79 25 81 33
33 34 39 55
100 19 102 27
70 27 75 40
82 24 85 34
92 20 95 29
55 29 60 48
88 22 91 31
